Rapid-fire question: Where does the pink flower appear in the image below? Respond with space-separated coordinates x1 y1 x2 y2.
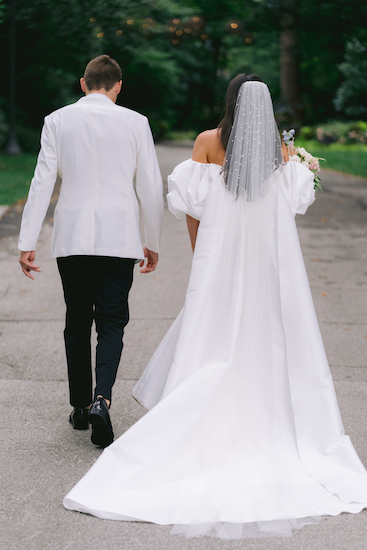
310 159 320 171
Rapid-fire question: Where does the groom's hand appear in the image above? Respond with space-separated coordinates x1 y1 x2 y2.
140 247 158 274
19 250 41 280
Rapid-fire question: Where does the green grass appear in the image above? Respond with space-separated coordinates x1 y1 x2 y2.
0 154 37 205
295 140 367 179
166 130 197 141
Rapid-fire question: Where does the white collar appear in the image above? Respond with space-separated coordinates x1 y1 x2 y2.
78 93 114 104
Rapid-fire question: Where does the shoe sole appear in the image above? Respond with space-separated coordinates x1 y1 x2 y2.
91 424 114 448
88 412 107 427
72 423 89 430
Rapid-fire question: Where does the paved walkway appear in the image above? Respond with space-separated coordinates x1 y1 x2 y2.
1 145 366 549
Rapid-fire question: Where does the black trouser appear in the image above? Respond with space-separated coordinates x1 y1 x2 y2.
57 256 135 408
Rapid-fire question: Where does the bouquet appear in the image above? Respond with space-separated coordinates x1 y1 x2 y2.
282 129 325 191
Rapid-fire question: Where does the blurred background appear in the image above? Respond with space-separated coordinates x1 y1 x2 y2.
0 0 366 205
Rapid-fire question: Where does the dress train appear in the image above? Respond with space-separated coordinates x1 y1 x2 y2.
64 160 367 538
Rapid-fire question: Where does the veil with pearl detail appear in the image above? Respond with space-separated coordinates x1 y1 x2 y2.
222 80 284 200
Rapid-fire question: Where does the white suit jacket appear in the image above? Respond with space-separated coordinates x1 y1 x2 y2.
18 93 164 259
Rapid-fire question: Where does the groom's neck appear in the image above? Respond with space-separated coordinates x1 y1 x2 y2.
80 77 122 104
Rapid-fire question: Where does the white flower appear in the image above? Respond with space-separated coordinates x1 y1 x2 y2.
302 161 310 168
290 155 301 163
297 147 313 162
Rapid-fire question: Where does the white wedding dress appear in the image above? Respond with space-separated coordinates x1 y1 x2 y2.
64 159 367 539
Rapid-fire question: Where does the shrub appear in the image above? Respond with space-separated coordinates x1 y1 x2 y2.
16 125 41 153
166 130 197 141
300 120 367 145
299 126 315 140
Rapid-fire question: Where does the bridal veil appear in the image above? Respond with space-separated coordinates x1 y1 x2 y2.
223 81 283 199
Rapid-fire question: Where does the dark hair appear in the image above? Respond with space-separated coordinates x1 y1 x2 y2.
84 55 122 92
218 73 263 150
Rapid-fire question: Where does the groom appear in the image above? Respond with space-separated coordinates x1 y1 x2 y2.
18 55 164 448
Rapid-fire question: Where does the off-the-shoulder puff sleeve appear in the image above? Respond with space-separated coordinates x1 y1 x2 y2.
167 159 218 221
280 161 316 215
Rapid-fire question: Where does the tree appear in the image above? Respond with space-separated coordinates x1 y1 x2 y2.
334 39 367 118
0 0 256 139
279 0 301 124
1 0 367 145
0 0 4 24
0 0 194 138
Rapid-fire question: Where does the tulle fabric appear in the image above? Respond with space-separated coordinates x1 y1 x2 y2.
64 160 367 539
171 517 321 539
223 81 283 199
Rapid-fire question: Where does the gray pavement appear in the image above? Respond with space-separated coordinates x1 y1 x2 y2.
1 145 367 550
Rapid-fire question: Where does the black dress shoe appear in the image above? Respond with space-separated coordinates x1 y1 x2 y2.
69 408 89 430
89 397 114 448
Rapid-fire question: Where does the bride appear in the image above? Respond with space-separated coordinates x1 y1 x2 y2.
64 75 367 539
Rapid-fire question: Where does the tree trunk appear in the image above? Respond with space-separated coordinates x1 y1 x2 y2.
280 0 302 126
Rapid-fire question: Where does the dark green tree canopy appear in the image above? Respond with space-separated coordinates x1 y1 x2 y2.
334 39 367 118
0 0 366 148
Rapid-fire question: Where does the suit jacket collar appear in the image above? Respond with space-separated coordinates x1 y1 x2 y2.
78 93 115 105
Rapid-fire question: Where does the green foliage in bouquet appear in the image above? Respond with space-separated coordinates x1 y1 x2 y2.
282 129 325 191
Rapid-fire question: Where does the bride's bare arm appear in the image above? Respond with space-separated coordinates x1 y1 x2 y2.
186 215 200 252
282 140 289 162
192 132 208 163
188 130 224 251
187 133 209 251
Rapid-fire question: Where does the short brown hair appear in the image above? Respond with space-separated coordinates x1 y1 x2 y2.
84 55 122 91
